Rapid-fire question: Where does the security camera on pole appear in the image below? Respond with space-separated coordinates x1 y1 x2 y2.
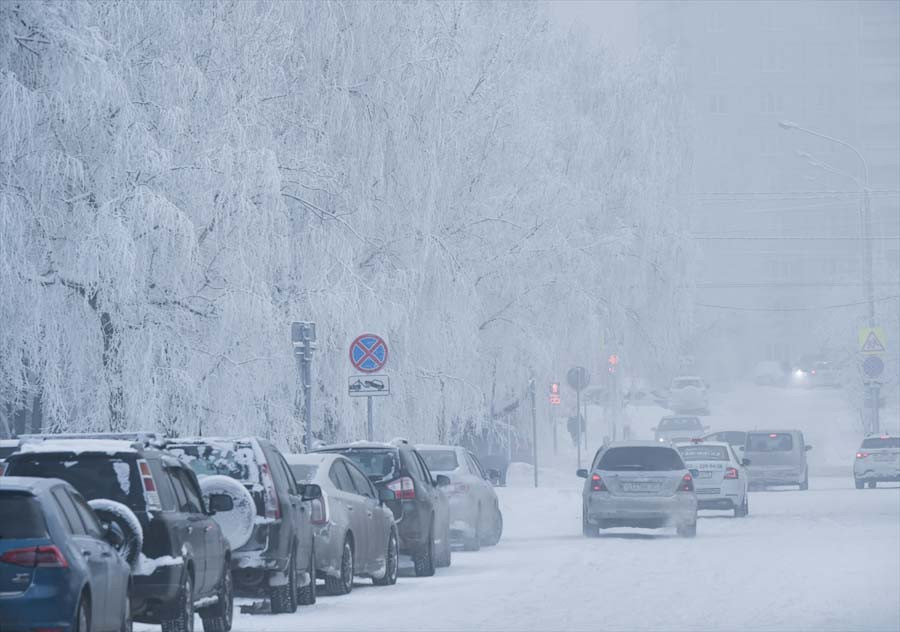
291 322 317 452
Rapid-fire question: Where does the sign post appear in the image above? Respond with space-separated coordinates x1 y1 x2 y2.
549 382 560 455
567 366 591 469
349 334 389 441
530 377 538 488
291 322 317 452
859 327 886 434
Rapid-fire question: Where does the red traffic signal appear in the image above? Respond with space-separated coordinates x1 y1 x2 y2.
608 354 619 373
549 382 561 405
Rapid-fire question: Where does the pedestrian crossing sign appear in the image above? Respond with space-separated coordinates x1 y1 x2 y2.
859 327 886 354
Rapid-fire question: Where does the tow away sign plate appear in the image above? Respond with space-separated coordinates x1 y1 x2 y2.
349 375 390 397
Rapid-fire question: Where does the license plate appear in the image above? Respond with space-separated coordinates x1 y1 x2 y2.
622 482 661 492
874 454 896 462
697 471 713 479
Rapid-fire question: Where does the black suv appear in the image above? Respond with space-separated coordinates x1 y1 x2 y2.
314 441 451 576
161 437 316 613
4 436 234 632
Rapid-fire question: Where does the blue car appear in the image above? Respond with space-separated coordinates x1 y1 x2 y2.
0 477 132 632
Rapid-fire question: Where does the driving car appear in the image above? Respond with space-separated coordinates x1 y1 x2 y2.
417 445 503 551
0 477 132 632
653 416 707 443
162 436 317 613
667 376 709 414
4 437 234 631
744 430 812 490
314 441 452 576
703 430 747 451
853 435 900 489
577 441 698 538
285 452 398 593
675 440 750 517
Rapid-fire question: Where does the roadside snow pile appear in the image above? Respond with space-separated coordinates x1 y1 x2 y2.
88 498 142 565
134 554 183 576
200 475 256 549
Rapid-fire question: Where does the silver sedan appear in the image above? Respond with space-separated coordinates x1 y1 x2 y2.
578 441 698 537
286 453 399 594
418 445 503 551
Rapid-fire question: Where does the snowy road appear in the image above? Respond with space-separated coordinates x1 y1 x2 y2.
140 474 900 632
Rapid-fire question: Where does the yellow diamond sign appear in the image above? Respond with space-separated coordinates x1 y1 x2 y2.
859 327 886 354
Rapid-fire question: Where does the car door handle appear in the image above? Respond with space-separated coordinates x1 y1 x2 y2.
366 511 373 518
82 550 92 557
346 505 354 511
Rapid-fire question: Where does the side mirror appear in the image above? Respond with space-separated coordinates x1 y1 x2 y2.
805 445 813 452
207 493 234 515
487 469 501 486
302 483 323 501
103 521 126 549
378 488 395 503
741 458 751 466
435 474 451 488
576 468 588 479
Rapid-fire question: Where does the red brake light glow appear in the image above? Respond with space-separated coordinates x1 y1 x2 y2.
590 473 607 492
724 467 738 479
856 452 870 459
679 473 694 492
387 476 416 500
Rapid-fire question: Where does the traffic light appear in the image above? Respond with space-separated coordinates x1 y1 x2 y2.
549 382 561 405
608 354 619 373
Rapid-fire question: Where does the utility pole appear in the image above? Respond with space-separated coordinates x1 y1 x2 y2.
530 377 538 488
291 322 317 452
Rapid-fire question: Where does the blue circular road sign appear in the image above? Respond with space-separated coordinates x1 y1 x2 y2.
862 355 884 380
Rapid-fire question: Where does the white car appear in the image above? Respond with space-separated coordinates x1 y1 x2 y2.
853 435 900 489
667 376 710 414
675 440 749 517
654 416 707 443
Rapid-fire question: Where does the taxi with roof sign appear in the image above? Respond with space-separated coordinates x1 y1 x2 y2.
675 438 750 517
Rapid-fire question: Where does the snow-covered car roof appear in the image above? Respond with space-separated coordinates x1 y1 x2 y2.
162 436 258 446
674 440 732 449
315 441 399 451
16 439 139 455
673 375 703 381
603 440 682 449
0 439 20 448
0 476 64 493
415 444 464 452
284 452 330 465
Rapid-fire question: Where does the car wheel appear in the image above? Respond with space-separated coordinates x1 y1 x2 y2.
734 496 748 518
413 522 436 577
868 481 877 489
161 574 194 632
484 507 503 546
270 550 298 614
200 566 233 632
297 543 317 605
74 592 91 632
436 523 452 568
676 522 697 538
120 587 133 632
799 472 809 491
463 508 481 551
373 530 399 586
855 479 865 489
582 505 599 537
325 537 354 595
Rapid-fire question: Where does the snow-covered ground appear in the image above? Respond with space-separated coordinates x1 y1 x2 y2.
136 384 899 631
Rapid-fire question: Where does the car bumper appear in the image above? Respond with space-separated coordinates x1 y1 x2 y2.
132 563 183 621
854 461 900 481
747 467 803 486
694 480 743 509
0 583 75 631
585 493 697 528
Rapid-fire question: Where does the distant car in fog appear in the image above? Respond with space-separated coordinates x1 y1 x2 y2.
791 356 840 389
417 445 503 551
753 361 790 386
676 440 750 517
703 430 747 451
745 431 812 490
667 376 710 414
853 435 900 489
653 416 707 443
578 441 698 537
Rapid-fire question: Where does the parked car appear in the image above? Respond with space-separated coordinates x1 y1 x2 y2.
4 438 234 631
653 416 707 443
0 476 132 632
161 436 316 613
285 452 399 593
458 421 532 486
417 444 503 550
314 441 451 576
578 441 698 537
703 430 747 451
853 435 900 489
744 431 812 490
675 440 750 517
0 439 20 476
667 376 710 414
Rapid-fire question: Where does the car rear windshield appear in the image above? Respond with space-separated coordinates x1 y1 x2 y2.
329 449 399 482
678 445 730 461
0 446 18 459
0 493 48 538
659 417 702 430
597 447 685 471
6 454 144 510
747 433 794 452
713 431 746 446
419 450 459 472
289 464 318 483
861 437 900 449
167 443 259 483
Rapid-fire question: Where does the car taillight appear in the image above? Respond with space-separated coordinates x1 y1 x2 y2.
590 473 608 492
137 459 162 511
259 463 281 520
856 452 870 459
386 476 416 500
448 482 469 495
1 545 68 568
679 473 694 492
309 495 328 525
724 467 738 479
